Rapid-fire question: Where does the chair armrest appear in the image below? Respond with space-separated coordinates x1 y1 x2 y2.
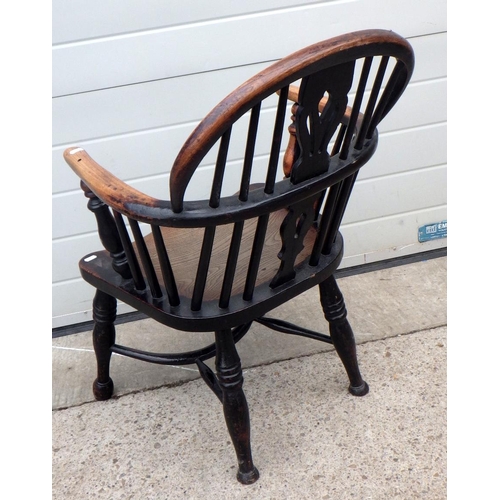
64 147 166 219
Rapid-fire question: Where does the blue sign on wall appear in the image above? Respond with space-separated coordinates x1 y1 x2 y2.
418 220 447 243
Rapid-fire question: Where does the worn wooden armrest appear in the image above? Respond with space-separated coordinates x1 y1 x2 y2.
64 147 167 219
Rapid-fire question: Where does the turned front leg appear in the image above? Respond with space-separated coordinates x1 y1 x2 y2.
92 290 116 400
319 275 369 396
215 329 259 484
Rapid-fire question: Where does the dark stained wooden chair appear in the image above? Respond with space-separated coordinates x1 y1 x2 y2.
64 29 414 484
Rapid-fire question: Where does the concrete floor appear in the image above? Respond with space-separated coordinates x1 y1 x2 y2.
52 256 446 499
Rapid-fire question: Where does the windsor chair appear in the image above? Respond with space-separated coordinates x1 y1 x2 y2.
64 29 414 484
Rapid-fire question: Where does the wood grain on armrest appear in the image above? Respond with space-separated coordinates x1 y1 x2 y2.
64 147 164 216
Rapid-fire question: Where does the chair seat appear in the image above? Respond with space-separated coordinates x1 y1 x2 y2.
79 208 344 332
142 209 318 301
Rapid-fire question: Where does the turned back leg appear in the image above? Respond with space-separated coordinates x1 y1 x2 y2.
215 329 259 484
319 275 369 396
92 289 116 401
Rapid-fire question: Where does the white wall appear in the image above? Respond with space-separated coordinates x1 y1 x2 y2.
52 0 447 327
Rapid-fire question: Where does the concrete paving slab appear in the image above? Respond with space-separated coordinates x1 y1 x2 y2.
52 326 447 499
52 257 446 409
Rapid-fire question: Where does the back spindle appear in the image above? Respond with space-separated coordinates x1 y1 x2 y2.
331 123 347 157
219 221 245 309
191 226 217 311
339 57 373 160
355 56 389 148
323 173 358 255
309 182 342 265
128 219 162 299
264 86 289 194
113 211 146 290
210 127 232 208
243 214 270 301
239 103 261 202
151 225 180 306
366 59 406 140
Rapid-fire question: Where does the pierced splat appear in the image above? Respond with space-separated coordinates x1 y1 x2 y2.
274 62 355 288
270 194 321 288
289 61 355 184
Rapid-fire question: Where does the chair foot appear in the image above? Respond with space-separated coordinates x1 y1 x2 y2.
349 381 369 397
237 466 260 485
93 378 114 400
